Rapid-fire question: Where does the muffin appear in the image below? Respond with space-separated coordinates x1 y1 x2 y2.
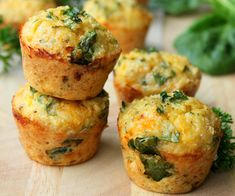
118 91 222 193
0 0 56 28
114 49 201 103
12 84 109 166
84 0 152 53
20 6 121 100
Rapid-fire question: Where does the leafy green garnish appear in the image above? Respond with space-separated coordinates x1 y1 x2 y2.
212 107 235 171
169 90 188 103
149 0 203 15
160 91 170 103
0 17 21 74
46 146 73 160
128 136 159 155
175 0 235 75
63 6 83 29
140 154 173 181
160 91 188 103
71 31 97 65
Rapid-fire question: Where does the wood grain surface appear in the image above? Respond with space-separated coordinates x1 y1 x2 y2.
0 13 235 196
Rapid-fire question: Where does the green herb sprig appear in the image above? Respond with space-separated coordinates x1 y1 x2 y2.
0 17 21 73
212 107 235 171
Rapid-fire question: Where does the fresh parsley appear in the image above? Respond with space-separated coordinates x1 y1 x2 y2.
212 107 235 171
160 90 188 103
169 90 188 103
0 17 21 74
160 91 170 103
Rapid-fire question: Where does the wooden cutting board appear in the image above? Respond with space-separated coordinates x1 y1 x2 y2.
0 14 235 196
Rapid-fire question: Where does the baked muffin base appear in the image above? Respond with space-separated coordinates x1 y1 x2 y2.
121 146 218 194
20 38 120 100
12 109 106 166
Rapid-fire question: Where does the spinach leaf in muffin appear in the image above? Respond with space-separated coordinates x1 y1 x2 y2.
71 31 97 65
140 154 173 181
46 146 73 160
128 136 159 155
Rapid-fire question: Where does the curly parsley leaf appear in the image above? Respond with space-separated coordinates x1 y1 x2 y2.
212 107 235 171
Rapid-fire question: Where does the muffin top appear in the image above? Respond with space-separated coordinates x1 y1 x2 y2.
118 91 221 155
13 84 109 132
114 49 201 96
0 0 56 25
21 6 121 65
84 0 152 28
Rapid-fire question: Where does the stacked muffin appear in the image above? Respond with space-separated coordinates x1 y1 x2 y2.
84 0 152 53
0 0 56 28
12 6 121 166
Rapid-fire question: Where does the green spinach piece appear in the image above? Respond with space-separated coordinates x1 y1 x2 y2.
121 101 127 113
169 91 188 103
99 100 109 121
71 31 97 65
37 95 58 116
160 91 170 103
140 154 173 181
157 106 164 114
153 72 168 86
175 12 235 75
46 146 73 160
212 107 235 171
128 136 159 155
30 86 37 95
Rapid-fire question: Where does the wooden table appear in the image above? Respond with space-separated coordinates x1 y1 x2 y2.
0 13 235 196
